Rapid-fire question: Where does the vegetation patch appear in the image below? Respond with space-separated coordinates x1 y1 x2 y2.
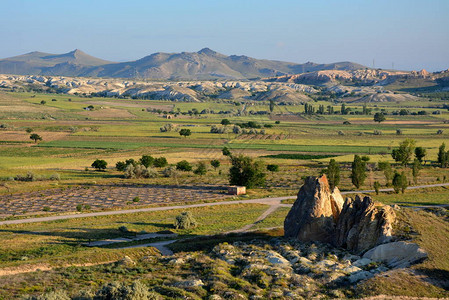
263 153 336 160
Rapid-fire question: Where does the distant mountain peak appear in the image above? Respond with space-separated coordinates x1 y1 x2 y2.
198 48 218 56
66 49 83 58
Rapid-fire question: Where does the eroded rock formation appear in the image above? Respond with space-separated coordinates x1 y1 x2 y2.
334 195 395 253
284 175 396 254
284 175 344 243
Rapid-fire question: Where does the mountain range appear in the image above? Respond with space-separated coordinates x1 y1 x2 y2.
0 48 366 80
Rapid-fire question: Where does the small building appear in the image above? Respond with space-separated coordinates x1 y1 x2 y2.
228 186 246 195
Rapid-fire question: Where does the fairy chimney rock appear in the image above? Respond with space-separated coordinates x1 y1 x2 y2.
284 175 396 254
284 175 344 243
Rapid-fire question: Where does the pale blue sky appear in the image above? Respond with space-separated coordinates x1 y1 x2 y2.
1 0 448 71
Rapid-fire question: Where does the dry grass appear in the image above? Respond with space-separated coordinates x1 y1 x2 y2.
358 208 449 298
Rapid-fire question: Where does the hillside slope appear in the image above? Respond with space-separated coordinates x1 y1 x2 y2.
0 48 365 80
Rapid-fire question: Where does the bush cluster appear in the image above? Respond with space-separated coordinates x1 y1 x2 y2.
116 155 168 178
13 172 60 182
124 164 157 179
159 123 178 132
174 211 197 229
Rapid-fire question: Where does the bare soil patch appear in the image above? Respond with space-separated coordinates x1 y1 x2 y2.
0 183 229 217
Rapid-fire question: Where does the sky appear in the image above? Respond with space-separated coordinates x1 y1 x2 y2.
0 0 448 71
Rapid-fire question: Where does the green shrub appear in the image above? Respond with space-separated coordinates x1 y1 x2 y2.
174 211 197 229
25 289 70 300
160 123 176 132
15 172 36 182
118 226 129 233
124 165 157 179
176 160 192 171
194 162 207 176
160 166 178 178
49 173 60 181
266 164 279 173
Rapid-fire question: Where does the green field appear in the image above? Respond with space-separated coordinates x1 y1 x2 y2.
0 90 448 193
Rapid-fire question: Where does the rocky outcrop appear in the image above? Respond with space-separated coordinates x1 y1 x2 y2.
284 175 396 254
284 175 344 243
363 241 427 268
334 195 396 253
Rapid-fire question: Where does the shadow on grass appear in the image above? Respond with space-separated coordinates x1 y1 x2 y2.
0 227 125 243
415 267 449 291
396 201 449 207
130 222 173 229
169 228 284 253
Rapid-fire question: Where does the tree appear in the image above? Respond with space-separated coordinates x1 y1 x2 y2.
373 112 386 123
40 100 46 105
341 103 348 115
374 181 381 195
176 160 192 171
304 103 315 115
437 143 449 168
412 158 422 184
210 159 221 170
222 147 231 156
392 171 407 194
153 157 168 168
179 128 191 138
351 155 367 188
267 164 279 173
194 162 207 175
140 155 154 168
91 159 107 171
116 161 127 171
378 161 393 186
221 119 231 126
25 127 33 133
269 99 275 113
29 133 42 143
391 138 416 166
326 159 340 190
229 155 266 188
125 158 137 167
414 147 426 163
